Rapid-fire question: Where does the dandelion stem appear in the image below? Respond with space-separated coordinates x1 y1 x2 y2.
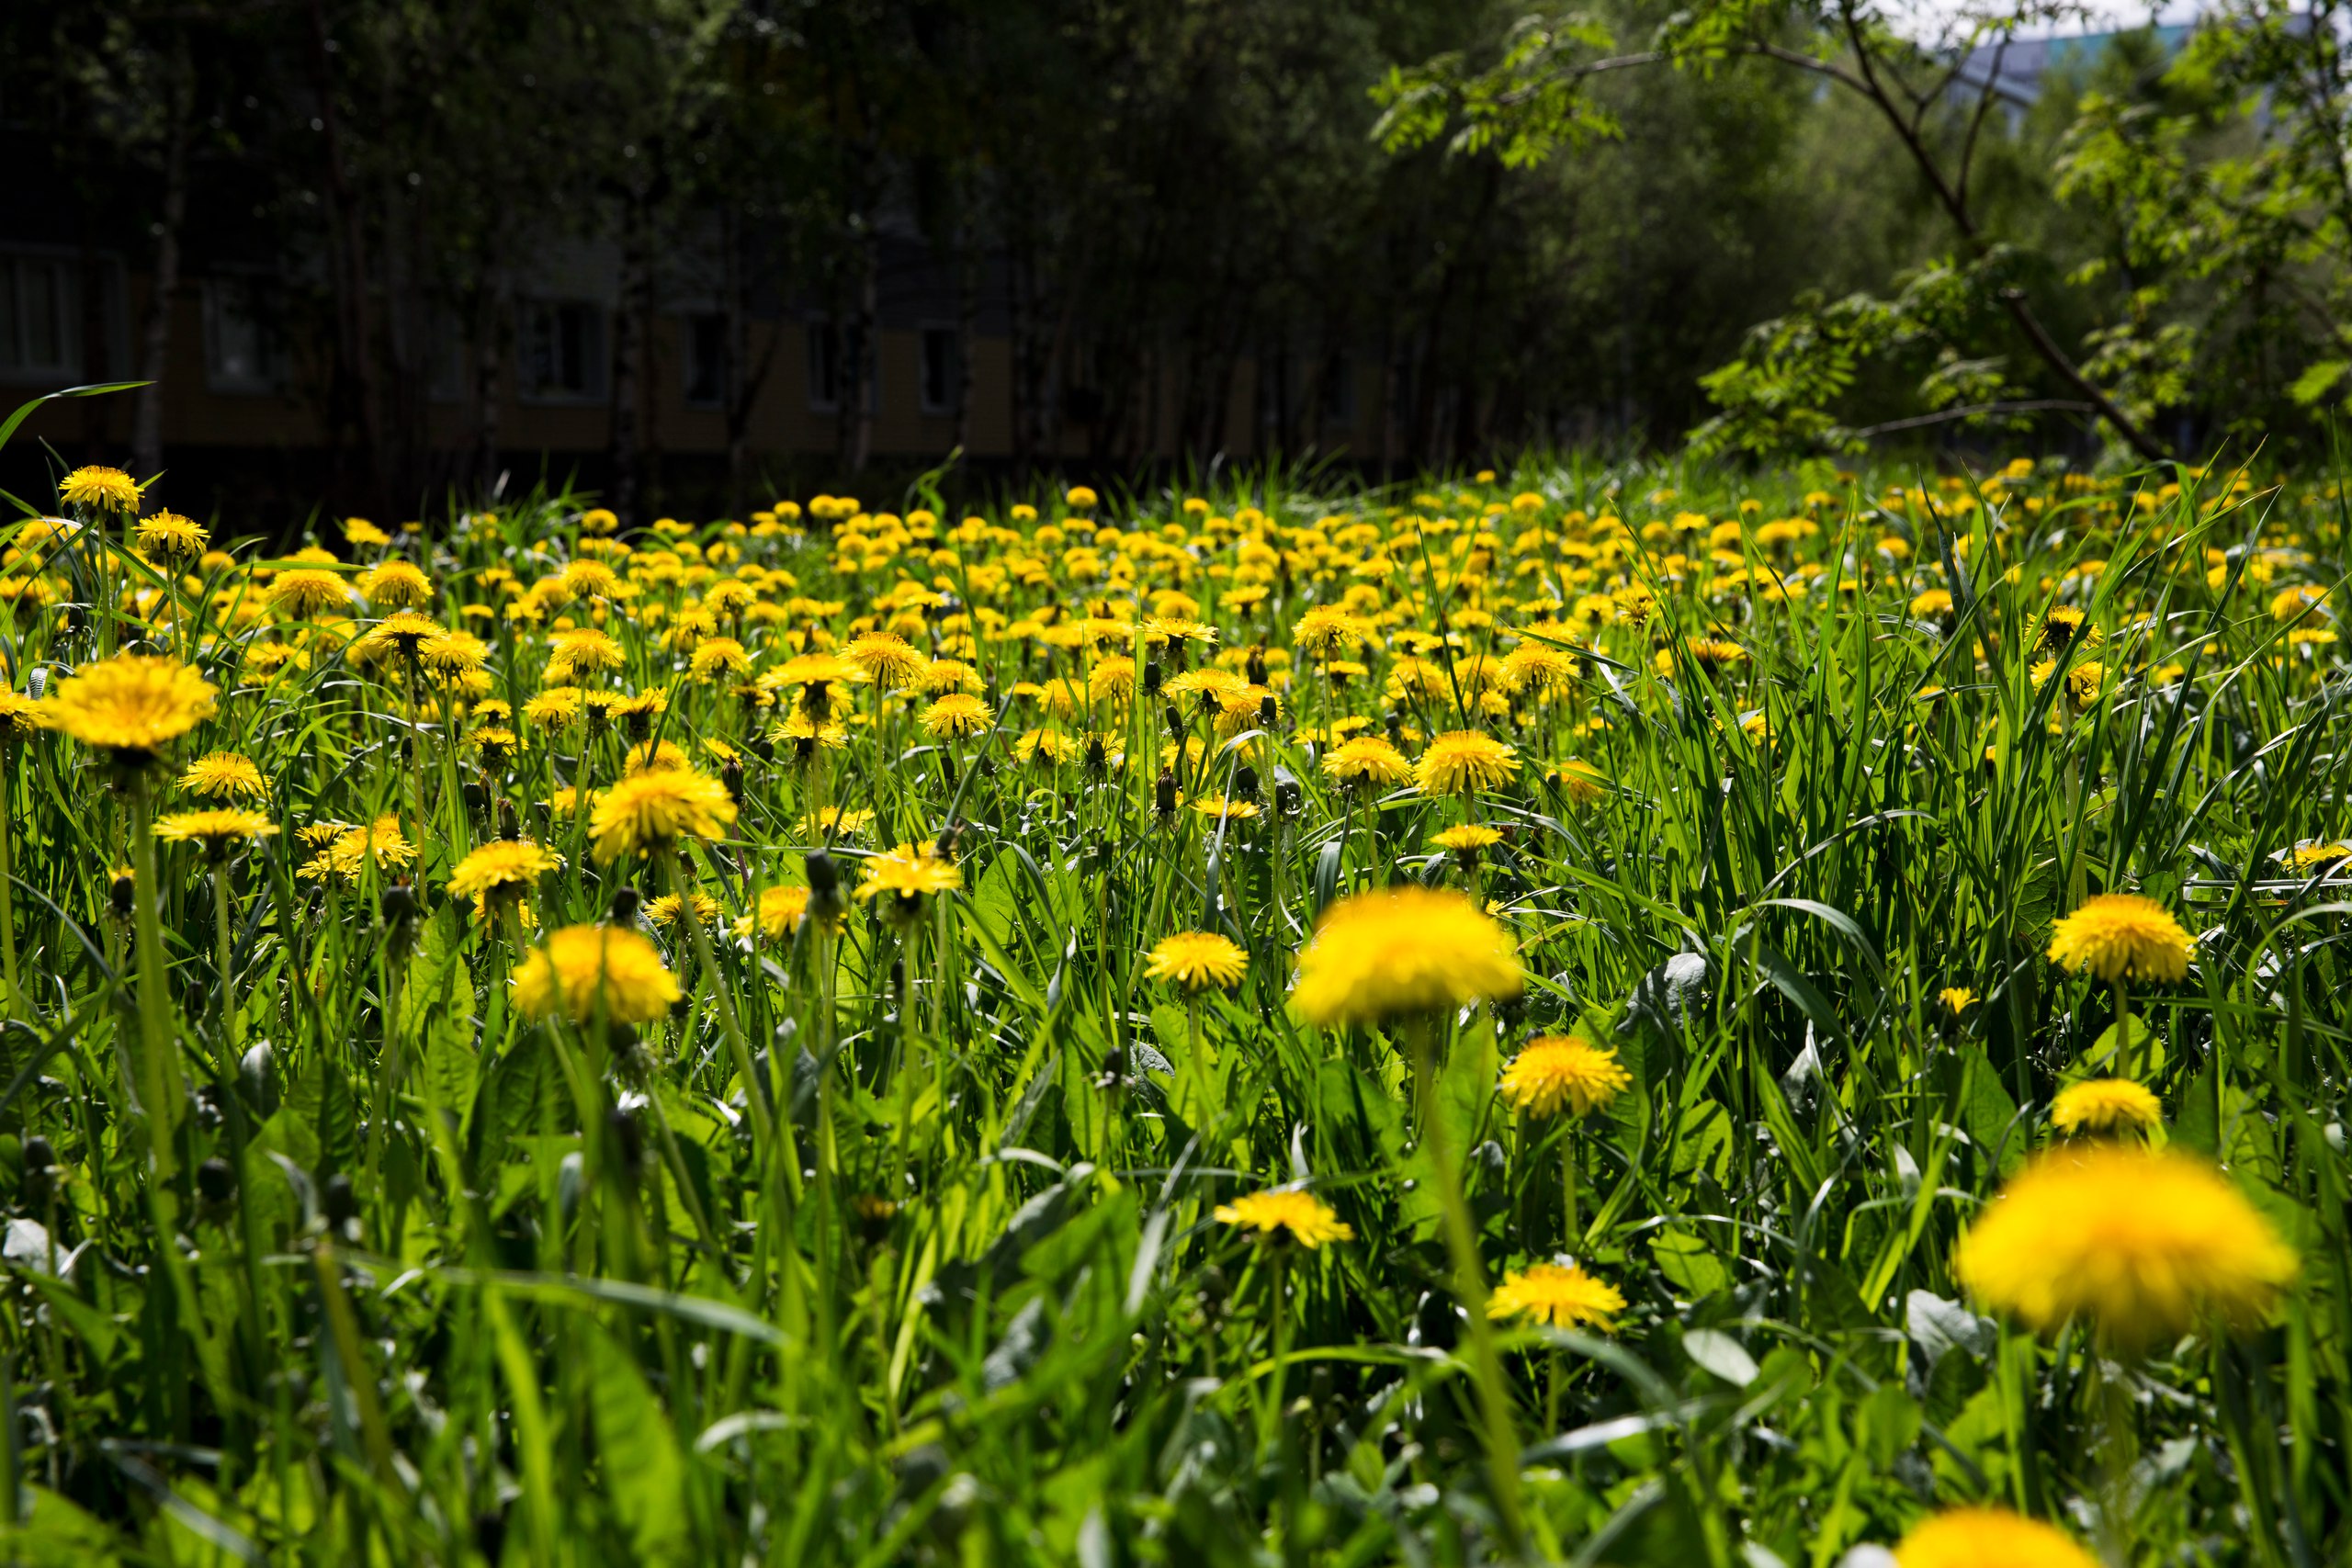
1407 1019 1525 1549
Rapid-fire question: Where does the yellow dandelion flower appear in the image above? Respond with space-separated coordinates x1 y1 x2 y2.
854 841 962 916
420 631 489 676
1498 1034 1632 1118
1487 1262 1624 1330
0 691 43 738
1431 823 1502 855
135 511 209 562
179 750 267 800
2047 893 2195 984
154 807 278 852
1891 1507 2099 1568
921 693 991 738
268 569 353 620
1323 736 1412 790
1144 931 1249 994
1292 886 1522 1028
1939 986 1977 1016
40 653 218 763
843 631 926 689
358 558 434 609
514 924 680 1026
60 466 145 513
735 885 813 943
2050 1077 2161 1138
1956 1145 2296 1349
447 839 561 902
590 769 737 863
646 890 722 928
1212 1189 1352 1248
1292 605 1368 659
1414 730 1519 796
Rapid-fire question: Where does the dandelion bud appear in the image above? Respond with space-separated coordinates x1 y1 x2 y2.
1273 775 1301 817
322 1172 358 1236
197 1156 236 1205
1247 647 1267 685
1155 767 1178 820
608 886 642 924
1233 765 1260 801
110 870 136 919
242 1040 279 1114
1142 656 1162 696
1162 703 1183 738
722 757 744 806
22 1136 54 1206
381 876 419 927
497 799 520 841
1258 694 1277 729
606 1104 644 1175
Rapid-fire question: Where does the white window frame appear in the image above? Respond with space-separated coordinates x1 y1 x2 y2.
0 250 86 387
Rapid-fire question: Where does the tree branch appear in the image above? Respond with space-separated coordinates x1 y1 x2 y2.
1847 398 2094 438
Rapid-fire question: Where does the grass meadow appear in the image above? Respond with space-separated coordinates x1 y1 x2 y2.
0 417 2347 1565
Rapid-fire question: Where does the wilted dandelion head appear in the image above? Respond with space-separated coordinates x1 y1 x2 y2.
2046 893 2194 984
1487 1262 1624 1331
1144 931 1249 995
1891 1507 2099 1568
1291 886 1521 1029
1414 729 1518 797
1956 1145 2295 1351
1212 1189 1351 1249
514 924 680 1026
1498 1034 1631 1119
2049 1077 2161 1139
590 769 737 863
40 653 218 766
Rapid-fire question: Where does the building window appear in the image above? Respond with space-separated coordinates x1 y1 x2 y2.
684 313 726 409
517 299 605 401
0 254 77 382
920 327 956 416
806 318 876 413
204 278 282 393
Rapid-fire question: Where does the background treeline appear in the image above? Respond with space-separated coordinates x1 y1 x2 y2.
5 0 2348 513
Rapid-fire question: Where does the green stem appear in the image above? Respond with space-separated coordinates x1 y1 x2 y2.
0 755 18 1022
212 862 239 1064
129 777 183 1179
1408 1019 1525 1549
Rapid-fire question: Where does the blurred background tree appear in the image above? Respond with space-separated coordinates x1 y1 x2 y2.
2 0 2343 505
